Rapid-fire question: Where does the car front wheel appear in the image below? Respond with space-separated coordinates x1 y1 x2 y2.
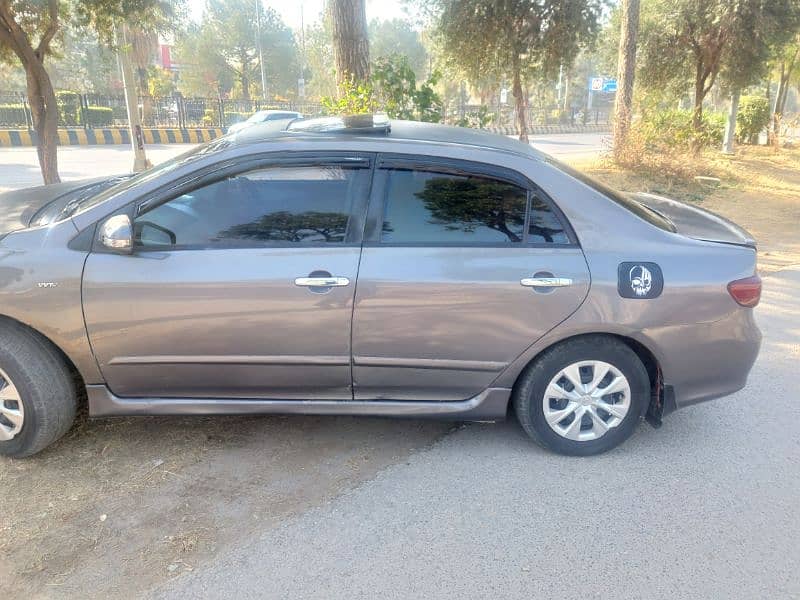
513 336 649 456
0 321 78 458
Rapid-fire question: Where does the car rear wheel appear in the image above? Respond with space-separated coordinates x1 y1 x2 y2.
0 321 78 458
513 336 649 456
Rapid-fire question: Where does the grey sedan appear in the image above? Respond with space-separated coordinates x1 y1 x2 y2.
0 116 761 457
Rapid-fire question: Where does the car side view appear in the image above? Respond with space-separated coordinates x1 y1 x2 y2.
0 116 762 457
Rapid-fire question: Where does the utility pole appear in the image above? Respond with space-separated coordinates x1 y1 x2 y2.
256 0 269 101
299 1 306 99
116 24 149 172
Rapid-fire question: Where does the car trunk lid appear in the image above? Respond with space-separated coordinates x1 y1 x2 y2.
629 192 756 249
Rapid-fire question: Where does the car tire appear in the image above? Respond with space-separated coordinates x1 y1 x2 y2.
513 335 649 456
0 321 78 458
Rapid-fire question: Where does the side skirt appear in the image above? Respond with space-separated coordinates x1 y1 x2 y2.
86 385 512 421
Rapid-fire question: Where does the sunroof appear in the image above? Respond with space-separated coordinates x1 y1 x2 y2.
286 114 390 134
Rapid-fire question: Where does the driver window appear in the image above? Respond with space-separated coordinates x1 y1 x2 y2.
134 164 366 248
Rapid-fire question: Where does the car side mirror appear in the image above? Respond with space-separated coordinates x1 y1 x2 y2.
99 214 133 254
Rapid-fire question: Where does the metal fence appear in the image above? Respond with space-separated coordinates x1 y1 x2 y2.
0 89 609 131
0 90 324 129
444 102 610 129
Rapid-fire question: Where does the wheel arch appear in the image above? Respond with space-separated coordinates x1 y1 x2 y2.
505 331 664 418
0 314 89 396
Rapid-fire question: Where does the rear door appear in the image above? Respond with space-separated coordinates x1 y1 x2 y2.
351 156 590 401
82 154 372 400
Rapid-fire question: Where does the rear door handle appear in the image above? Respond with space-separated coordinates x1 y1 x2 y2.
294 277 350 288
520 277 573 288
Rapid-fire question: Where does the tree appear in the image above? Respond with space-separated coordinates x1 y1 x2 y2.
174 22 234 97
770 34 800 142
304 18 337 100
431 0 603 143
329 0 370 91
372 54 442 121
0 0 175 184
369 18 427 80
129 27 158 124
611 0 639 159
637 0 800 146
201 0 297 101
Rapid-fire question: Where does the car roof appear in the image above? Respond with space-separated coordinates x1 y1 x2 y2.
232 118 547 161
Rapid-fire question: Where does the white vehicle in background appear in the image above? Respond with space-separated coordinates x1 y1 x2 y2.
227 110 303 134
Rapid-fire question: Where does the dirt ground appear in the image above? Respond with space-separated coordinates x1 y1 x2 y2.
2 145 798 599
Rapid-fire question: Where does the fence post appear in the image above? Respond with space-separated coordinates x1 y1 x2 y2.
217 98 225 128
80 94 89 129
20 91 33 130
174 91 186 129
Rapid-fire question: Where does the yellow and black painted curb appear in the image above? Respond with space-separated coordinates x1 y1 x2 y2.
0 128 226 147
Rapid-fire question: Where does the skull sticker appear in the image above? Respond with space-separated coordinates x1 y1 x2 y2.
629 265 652 296
618 262 663 299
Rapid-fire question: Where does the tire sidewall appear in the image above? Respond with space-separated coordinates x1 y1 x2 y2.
0 352 37 456
522 339 649 456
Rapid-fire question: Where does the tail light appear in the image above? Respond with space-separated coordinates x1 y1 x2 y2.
727 275 762 307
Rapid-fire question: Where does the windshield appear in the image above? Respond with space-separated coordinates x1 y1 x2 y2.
247 111 268 123
547 157 677 233
64 137 235 220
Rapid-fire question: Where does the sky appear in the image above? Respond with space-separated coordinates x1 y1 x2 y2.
187 0 422 30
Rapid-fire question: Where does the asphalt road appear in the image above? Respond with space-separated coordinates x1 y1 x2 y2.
0 132 608 192
153 267 800 599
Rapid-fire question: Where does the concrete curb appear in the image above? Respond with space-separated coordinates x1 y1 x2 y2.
486 124 611 135
0 128 226 147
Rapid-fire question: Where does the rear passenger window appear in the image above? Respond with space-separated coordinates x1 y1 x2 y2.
381 169 527 243
380 168 568 245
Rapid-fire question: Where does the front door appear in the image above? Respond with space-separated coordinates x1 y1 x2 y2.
352 157 590 401
83 157 371 399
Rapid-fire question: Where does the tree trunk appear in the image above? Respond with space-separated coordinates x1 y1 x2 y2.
329 0 370 92
771 47 799 144
722 89 739 154
512 56 528 144
137 67 153 127
690 60 711 153
25 58 60 184
612 0 640 160
241 67 250 101
0 1 61 184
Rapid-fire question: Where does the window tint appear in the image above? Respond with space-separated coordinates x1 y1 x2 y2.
134 165 365 248
381 169 528 243
528 193 569 244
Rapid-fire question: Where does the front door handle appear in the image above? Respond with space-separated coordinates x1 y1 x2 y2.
520 277 573 288
295 276 350 288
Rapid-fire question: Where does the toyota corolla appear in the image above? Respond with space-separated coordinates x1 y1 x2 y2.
0 116 761 457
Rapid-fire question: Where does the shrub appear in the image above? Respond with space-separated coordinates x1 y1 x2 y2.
736 96 769 144
85 106 114 127
0 103 28 127
56 90 82 126
612 108 725 181
320 77 377 116
455 105 493 129
635 108 725 150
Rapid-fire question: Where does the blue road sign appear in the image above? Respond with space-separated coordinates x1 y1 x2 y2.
602 79 618 93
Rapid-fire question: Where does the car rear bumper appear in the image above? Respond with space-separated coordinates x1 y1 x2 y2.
661 308 762 412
